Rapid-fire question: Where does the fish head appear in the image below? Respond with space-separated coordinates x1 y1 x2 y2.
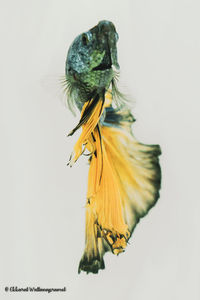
65 20 119 104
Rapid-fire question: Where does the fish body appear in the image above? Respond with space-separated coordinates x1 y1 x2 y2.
64 21 161 274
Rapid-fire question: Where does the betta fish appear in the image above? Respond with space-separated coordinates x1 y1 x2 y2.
63 20 161 274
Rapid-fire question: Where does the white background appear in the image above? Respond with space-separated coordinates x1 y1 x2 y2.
1 0 200 299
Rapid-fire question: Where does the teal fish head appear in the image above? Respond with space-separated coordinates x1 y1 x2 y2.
65 20 119 106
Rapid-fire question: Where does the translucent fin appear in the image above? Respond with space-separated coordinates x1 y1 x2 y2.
68 92 161 274
78 204 105 274
101 126 161 235
67 96 105 166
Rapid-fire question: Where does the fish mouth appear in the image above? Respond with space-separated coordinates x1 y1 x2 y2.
91 20 119 71
96 20 119 70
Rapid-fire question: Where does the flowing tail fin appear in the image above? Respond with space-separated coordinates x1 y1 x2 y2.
68 93 161 274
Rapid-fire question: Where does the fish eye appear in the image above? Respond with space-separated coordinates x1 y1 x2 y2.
82 33 89 46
